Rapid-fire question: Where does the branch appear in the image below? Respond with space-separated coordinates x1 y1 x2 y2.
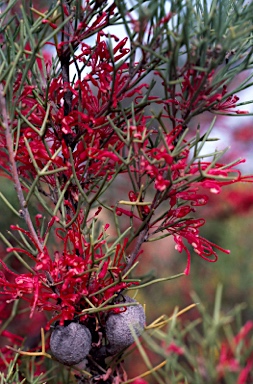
122 226 149 275
0 84 43 253
58 1 73 117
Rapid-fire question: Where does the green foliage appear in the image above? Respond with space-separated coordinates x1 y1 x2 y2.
0 354 51 384
132 285 253 384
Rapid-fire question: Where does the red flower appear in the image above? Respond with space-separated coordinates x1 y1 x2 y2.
0 215 138 327
212 86 248 114
166 342 184 355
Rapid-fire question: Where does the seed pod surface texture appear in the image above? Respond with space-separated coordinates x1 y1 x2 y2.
106 295 145 355
50 322 92 366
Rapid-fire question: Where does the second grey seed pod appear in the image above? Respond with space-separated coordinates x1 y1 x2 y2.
105 295 145 355
50 322 92 366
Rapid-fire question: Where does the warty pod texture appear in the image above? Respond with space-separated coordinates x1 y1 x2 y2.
105 295 145 355
50 322 92 366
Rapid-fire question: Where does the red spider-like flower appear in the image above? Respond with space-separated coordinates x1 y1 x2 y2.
0 213 137 327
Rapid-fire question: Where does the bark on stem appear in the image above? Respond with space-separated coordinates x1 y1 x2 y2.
123 226 149 275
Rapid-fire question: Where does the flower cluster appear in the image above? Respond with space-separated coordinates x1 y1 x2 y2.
154 68 248 122
0 214 136 327
0 31 249 292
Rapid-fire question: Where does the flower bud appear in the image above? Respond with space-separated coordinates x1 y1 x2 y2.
105 295 145 355
50 322 92 366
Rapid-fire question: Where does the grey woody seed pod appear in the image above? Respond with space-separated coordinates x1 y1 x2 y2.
105 295 145 355
50 322 92 366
